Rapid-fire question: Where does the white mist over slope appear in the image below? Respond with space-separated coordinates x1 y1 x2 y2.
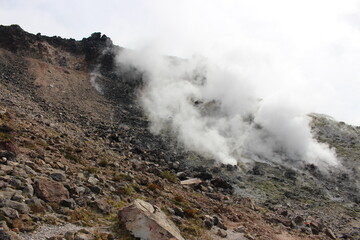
2 1 360 125
116 49 338 168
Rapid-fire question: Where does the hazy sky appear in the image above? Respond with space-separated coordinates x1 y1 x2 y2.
1 0 360 125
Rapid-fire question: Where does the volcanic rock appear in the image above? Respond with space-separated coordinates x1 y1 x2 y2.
0 221 19 240
0 207 19 219
22 184 34 198
1 200 29 214
180 178 202 185
203 215 214 229
60 199 76 209
211 178 233 190
50 172 66 182
118 199 185 240
0 151 15 161
34 178 69 202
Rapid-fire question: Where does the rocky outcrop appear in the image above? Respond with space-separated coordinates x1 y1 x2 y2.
0 24 115 71
118 199 185 240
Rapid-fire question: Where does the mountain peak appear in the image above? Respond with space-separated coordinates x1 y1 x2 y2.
0 25 359 240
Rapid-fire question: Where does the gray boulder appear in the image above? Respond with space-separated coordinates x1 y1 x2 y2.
118 199 185 240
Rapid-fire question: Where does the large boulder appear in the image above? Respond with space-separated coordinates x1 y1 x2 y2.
34 178 69 202
118 199 185 240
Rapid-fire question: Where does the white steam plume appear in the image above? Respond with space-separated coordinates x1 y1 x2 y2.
90 71 104 95
116 48 338 169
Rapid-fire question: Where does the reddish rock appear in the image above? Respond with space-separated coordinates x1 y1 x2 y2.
34 178 69 202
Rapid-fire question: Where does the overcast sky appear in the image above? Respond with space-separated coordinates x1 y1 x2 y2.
1 0 360 125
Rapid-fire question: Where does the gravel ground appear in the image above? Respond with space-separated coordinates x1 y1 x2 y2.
19 223 87 240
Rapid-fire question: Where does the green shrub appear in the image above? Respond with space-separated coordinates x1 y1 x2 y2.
123 185 135 195
98 159 109 167
112 173 133 182
86 166 99 174
64 153 80 162
161 171 178 183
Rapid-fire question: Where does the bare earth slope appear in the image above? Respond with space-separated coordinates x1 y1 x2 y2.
0 24 359 240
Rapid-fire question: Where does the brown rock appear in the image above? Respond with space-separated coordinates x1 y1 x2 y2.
34 178 69 202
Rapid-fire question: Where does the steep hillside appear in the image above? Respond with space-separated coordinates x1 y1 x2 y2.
0 24 359 240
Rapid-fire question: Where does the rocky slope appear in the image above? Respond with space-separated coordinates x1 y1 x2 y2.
0 24 359 240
